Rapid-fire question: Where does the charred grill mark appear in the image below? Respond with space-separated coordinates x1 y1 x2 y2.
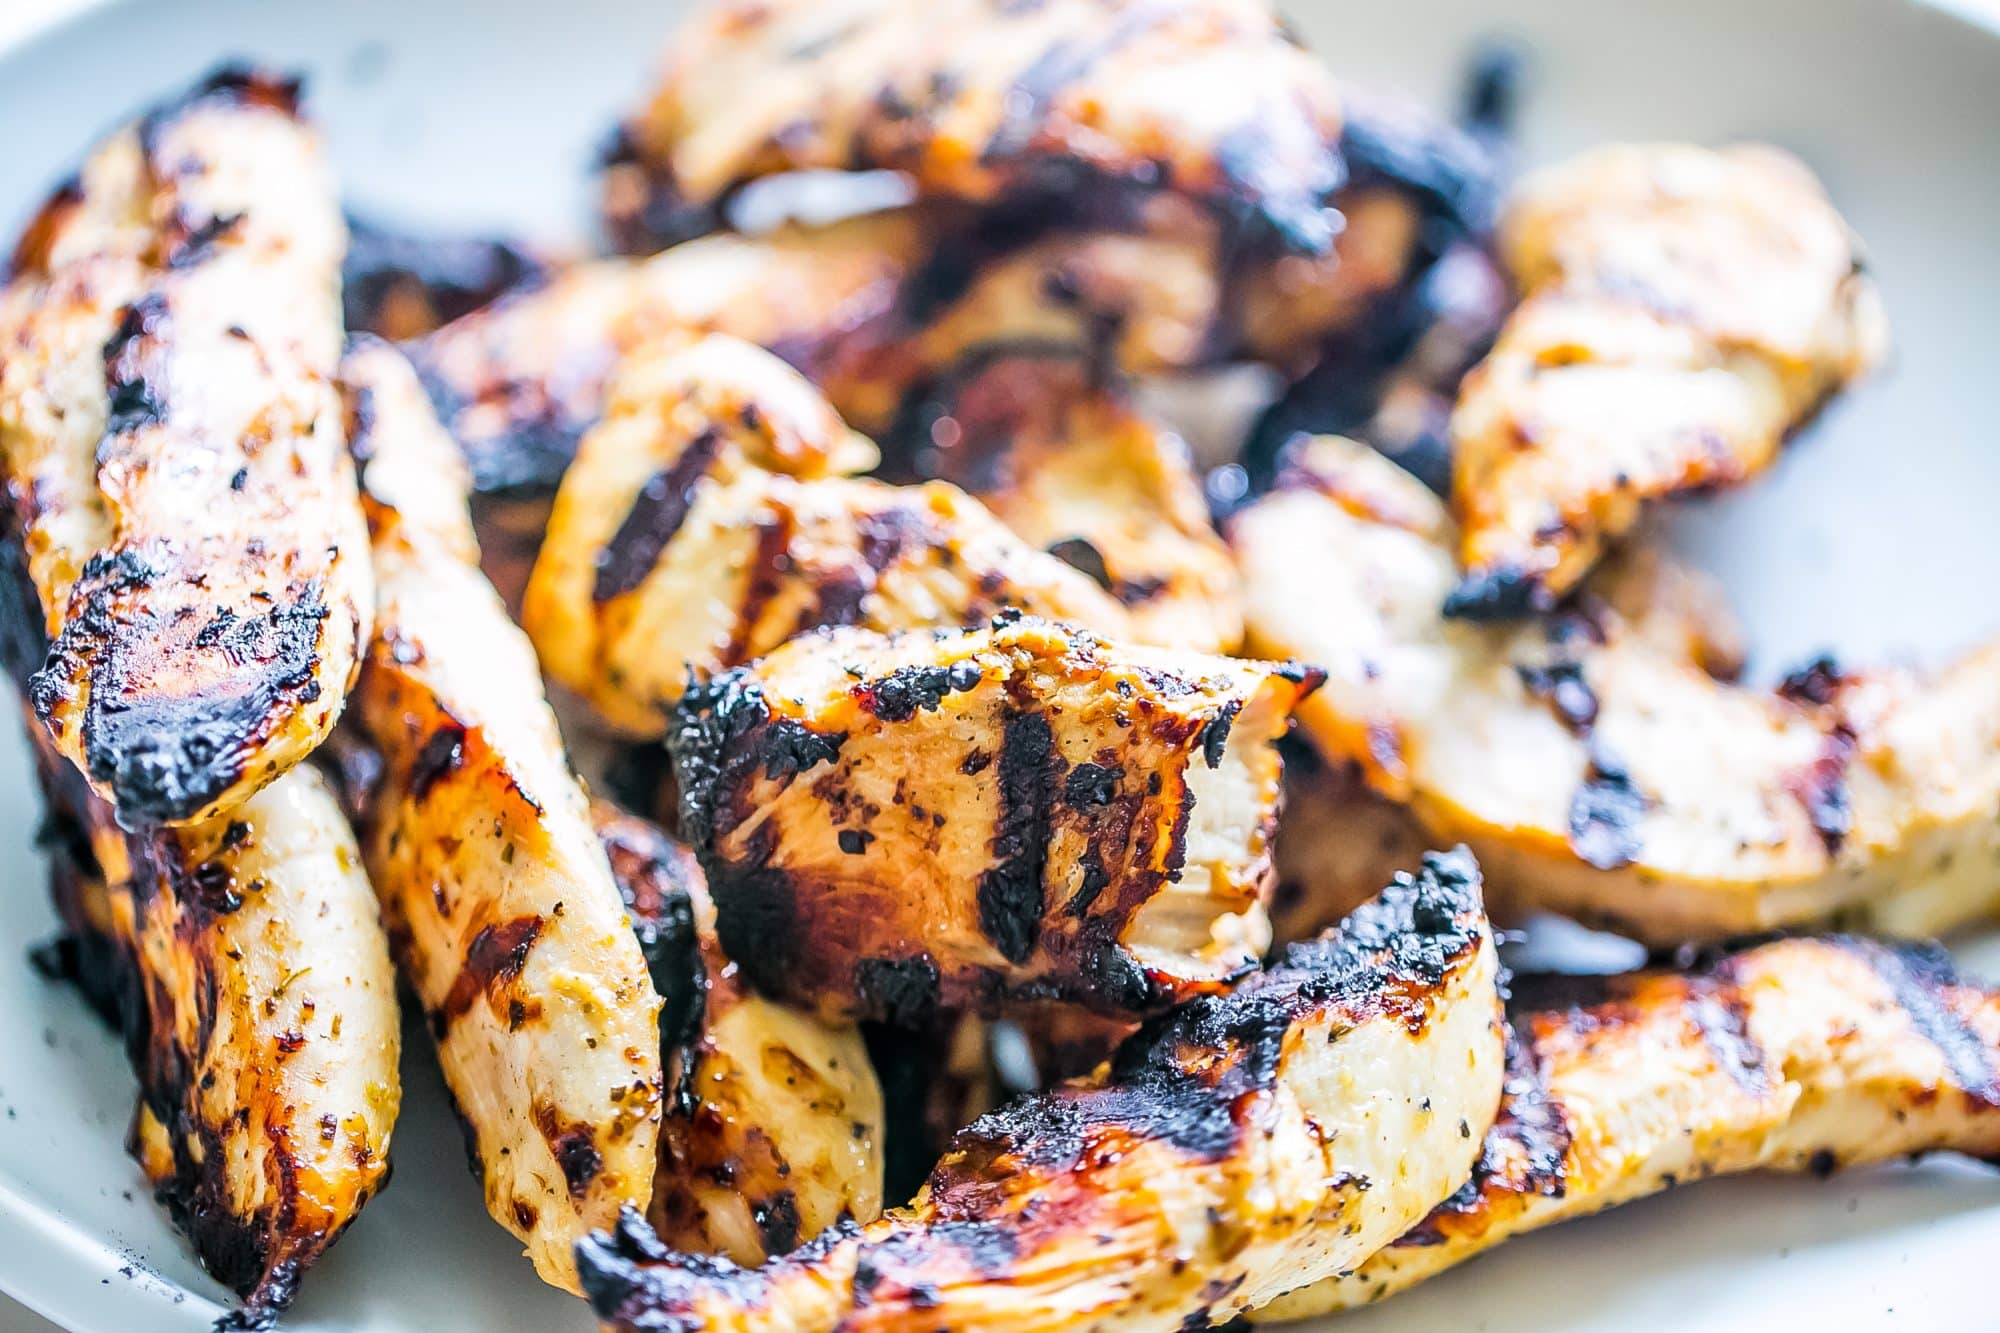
0 517 48 690
752 1190 803 1257
102 293 172 435
1442 564 1550 622
438 915 546 1029
1789 724 1857 855
409 724 467 801
1854 939 2000 1106
855 954 942 1027
1567 748 1647 870
1045 536 1113 592
1063 762 1122 810
594 428 725 603
535 1103 607 1199
57 582 331 826
857 660 983 722
1686 985 1770 1095
723 507 800 667
1196 701 1242 770
162 210 244 270
1777 654 1846 708
977 709 1060 965
1516 659 1598 735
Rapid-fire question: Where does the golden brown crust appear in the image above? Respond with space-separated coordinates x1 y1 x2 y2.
579 853 1504 1331
1447 143 1887 616
593 802 886 1265
668 614 1321 1022
1262 935 2000 1317
342 340 663 1291
523 335 1129 737
604 0 1346 256
1232 436 2000 943
0 68 370 826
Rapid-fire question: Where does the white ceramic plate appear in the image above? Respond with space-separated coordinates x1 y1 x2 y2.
1 2 1998 1330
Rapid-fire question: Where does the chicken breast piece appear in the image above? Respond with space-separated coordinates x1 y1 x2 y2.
1263 934 2000 1318
1269 537 1750 944
577 851 1503 1331
525 335 1128 737
340 339 663 1291
1232 435 2000 943
0 68 370 825
888 354 1242 652
668 614 1321 1021
1447 143 1887 616
604 0 1345 254
594 801 886 1265
31 733 398 1328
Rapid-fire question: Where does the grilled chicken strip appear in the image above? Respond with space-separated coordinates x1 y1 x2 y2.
1232 435 2000 944
668 613 1321 1022
1270 540 1750 944
30 734 398 1328
1261 934 2000 1318
594 801 887 1265
577 851 1504 1331
340 339 663 1291
525 335 1127 737
887 354 1242 652
1447 143 1887 616
604 0 1345 254
0 68 370 825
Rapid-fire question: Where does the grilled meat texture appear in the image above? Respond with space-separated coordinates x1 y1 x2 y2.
602 0 1346 255
0 67 371 826
1270 541 1749 943
419 182 1443 516
886 354 1242 652
33 738 398 1329
1263 934 2000 1317
595 800 887 1265
1231 435 2000 943
341 339 663 1291
667 614 1321 1022
1448 143 1887 616
576 851 1504 1331
414 212 919 498
524 334 1126 737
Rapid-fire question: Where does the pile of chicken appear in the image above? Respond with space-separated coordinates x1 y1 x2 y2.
2 4 1996 1330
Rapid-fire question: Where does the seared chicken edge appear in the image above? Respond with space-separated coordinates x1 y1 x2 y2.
577 850 1505 1331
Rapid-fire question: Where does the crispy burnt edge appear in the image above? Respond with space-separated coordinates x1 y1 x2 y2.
573 848 1490 1328
11 522 373 1330
14 66 361 827
667 621 1320 1021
